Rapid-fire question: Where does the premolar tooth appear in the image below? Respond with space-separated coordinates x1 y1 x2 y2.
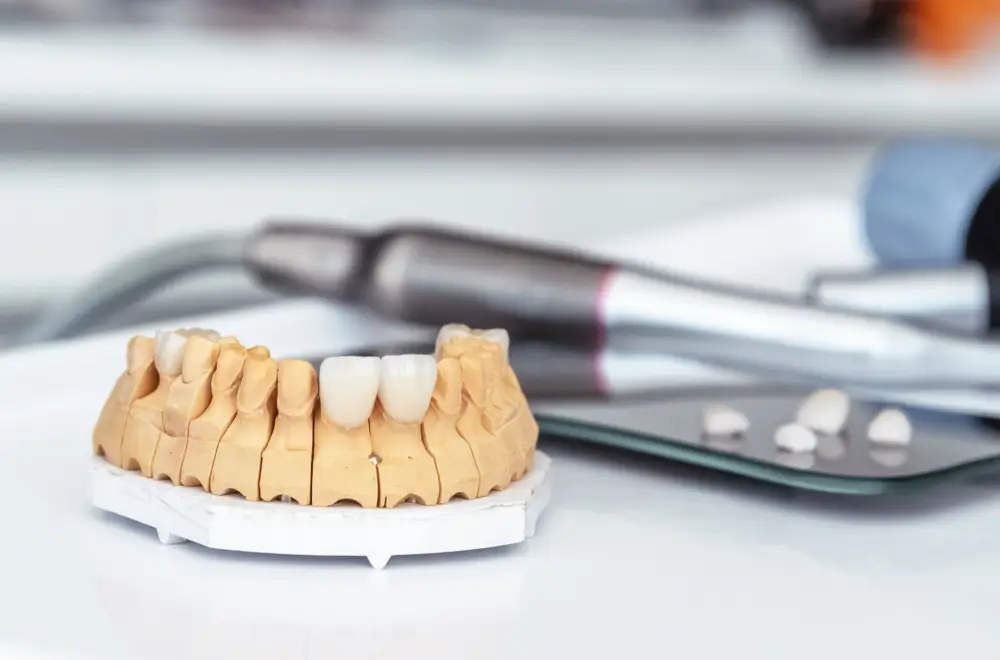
183 327 221 341
319 356 380 429
126 335 156 374
155 330 189 376
474 328 509 364
378 355 437 423
435 323 471 358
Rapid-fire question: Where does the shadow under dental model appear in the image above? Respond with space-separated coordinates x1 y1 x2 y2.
92 325 540 509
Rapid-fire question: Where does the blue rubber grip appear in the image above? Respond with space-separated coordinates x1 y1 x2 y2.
863 137 1000 266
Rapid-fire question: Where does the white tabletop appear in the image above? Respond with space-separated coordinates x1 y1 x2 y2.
8 395 1000 659
4 199 998 659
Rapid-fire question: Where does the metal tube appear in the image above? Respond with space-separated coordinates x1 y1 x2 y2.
244 220 1000 388
806 264 992 336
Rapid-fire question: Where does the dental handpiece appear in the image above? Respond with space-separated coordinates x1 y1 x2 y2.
244 220 1000 389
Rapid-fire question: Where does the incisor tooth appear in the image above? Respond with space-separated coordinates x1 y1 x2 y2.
435 323 472 358
155 330 189 376
378 355 437 423
319 356 380 429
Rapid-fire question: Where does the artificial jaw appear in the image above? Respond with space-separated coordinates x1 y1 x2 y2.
97 324 539 507
319 356 380 429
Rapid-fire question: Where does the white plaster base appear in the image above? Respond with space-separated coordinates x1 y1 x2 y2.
91 451 552 569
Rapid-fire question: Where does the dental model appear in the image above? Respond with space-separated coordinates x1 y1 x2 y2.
92 323 540 509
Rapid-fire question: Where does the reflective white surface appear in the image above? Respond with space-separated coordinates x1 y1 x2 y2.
5 392 1000 659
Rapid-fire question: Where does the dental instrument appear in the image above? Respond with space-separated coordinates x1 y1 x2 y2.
805 263 1000 336
20 218 1000 390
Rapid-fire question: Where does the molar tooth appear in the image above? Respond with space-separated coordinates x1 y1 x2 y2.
319 356 380 429
154 330 189 376
378 355 437 423
435 323 472 358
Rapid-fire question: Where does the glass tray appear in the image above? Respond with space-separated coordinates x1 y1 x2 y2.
533 389 1000 495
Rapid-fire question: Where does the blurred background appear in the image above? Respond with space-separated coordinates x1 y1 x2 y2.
3 0 1000 344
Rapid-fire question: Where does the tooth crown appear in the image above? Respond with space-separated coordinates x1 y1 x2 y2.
237 356 279 414
95 325 539 508
212 344 249 392
126 336 157 375
181 335 221 383
277 360 318 416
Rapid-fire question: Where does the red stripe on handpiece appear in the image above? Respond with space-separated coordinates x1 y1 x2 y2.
592 266 618 398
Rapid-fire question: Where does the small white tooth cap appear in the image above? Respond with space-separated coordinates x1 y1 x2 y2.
435 324 471 358
701 404 749 436
154 330 188 375
796 388 850 435
378 354 438 423
319 356 381 429
774 423 818 453
867 408 912 446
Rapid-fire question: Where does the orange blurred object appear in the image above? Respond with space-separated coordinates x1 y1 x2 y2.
907 0 1000 59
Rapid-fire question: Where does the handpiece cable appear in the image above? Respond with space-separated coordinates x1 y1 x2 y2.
17 231 248 346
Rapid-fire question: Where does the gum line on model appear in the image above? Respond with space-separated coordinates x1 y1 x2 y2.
91 323 539 508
